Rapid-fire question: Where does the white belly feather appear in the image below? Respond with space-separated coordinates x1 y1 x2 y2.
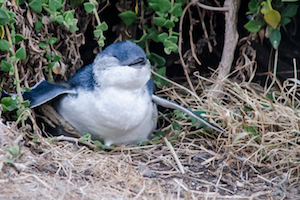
56 87 157 145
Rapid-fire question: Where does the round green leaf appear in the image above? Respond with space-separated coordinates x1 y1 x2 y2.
84 2 95 13
281 4 299 18
244 20 264 33
35 21 43 30
158 32 168 42
38 42 47 49
0 39 11 51
29 0 42 13
280 17 291 26
48 37 57 45
172 3 183 17
269 28 281 49
163 20 175 28
148 52 166 67
49 0 62 12
118 11 138 25
15 34 27 44
98 22 108 31
1 60 12 71
154 17 166 27
158 0 171 13
0 8 10 25
15 47 26 60
93 29 101 38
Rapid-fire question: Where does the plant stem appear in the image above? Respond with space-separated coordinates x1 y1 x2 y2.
5 25 24 103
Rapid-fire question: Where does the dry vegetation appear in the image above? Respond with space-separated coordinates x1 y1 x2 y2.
0 1 300 199
1 71 300 199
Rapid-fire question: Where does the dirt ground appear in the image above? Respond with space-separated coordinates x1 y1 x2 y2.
0 115 299 199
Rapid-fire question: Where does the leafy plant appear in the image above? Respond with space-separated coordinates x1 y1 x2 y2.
39 37 61 82
4 144 21 163
0 5 30 122
84 0 108 46
79 132 114 150
244 0 299 49
26 0 79 31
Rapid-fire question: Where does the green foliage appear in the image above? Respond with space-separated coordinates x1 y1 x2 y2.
84 0 107 46
4 144 21 163
0 39 10 50
244 0 299 49
118 11 138 25
79 132 114 150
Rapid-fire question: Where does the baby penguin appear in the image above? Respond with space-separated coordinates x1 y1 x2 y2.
6 41 223 145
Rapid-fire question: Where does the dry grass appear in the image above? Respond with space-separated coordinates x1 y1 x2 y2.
1 73 300 199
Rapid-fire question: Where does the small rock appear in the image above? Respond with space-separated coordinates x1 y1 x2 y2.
138 165 156 178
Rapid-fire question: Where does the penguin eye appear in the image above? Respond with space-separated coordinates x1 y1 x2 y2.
129 57 146 66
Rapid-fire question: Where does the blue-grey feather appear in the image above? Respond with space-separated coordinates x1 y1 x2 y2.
97 41 146 66
68 64 95 91
22 80 76 108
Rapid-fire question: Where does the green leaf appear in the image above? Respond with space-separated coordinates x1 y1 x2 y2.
1 96 18 112
97 36 106 47
49 0 62 12
15 47 26 60
164 20 175 28
0 8 10 25
168 36 178 43
158 0 171 13
154 17 166 26
39 42 47 49
97 22 108 31
48 62 56 69
172 122 181 131
148 52 166 67
21 100 30 107
135 33 148 48
84 2 95 13
93 29 101 38
172 3 183 17
1 60 12 71
0 39 11 51
118 11 138 25
53 55 61 62
9 67 14 75
48 37 57 45
15 34 27 44
56 15 64 24
35 21 43 30
244 20 264 33
154 66 168 86
247 0 259 14
68 24 79 31
29 0 42 13
280 17 291 26
63 10 75 21
146 26 159 42
158 32 168 42
269 28 281 49
4 144 20 158
281 4 299 18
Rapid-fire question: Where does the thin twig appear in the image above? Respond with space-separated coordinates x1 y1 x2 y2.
196 2 229 12
164 137 185 174
179 1 196 94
